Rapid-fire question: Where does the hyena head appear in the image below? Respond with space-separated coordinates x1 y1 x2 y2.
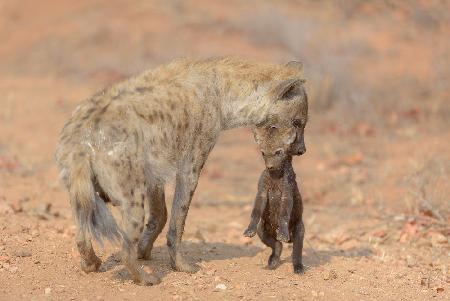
258 61 308 156
253 126 297 172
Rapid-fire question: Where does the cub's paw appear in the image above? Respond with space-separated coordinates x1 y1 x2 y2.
266 254 280 270
243 228 256 237
293 263 305 274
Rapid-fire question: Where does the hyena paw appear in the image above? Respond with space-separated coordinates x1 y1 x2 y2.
137 247 152 261
293 263 305 274
243 228 256 237
80 256 102 273
171 257 199 273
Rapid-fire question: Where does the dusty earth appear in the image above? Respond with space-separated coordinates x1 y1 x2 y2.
0 1 449 300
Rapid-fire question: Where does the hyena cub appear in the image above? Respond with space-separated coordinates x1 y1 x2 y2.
244 126 306 273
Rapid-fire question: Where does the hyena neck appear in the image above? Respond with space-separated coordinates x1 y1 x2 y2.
218 87 272 130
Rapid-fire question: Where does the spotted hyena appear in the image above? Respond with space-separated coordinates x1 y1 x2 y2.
55 57 307 285
244 125 306 274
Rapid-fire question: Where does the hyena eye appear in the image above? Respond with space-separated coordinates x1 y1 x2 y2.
261 150 266 156
275 150 283 156
292 119 302 128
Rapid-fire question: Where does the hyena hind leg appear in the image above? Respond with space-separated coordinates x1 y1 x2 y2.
75 226 102 273
257 224 282 270
95 162 160 285
138 183 167 260
121 187 160 285
292 220 305 274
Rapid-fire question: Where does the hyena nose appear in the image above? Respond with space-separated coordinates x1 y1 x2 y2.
297 148 306 155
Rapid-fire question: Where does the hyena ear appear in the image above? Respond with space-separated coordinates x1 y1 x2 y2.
273 78 300 101
283 129 297 145
285 61 303 71
252 127 263 144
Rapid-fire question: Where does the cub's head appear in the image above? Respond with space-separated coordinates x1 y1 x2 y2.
253 126 297 172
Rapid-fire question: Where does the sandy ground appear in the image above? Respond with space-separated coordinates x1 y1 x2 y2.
0 1 449 300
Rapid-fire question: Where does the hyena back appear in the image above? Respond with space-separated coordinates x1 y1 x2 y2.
55 57 307 285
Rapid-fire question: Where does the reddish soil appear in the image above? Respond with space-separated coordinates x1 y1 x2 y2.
0 1 449 300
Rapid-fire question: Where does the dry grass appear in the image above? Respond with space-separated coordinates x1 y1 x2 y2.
403 158 450 220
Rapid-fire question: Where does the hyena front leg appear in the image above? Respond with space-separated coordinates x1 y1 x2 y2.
138 183 167 260
166 161 202 273
244 176 268 237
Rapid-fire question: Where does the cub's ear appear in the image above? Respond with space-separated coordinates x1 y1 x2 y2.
283 128 297 145
272 78 300 101
285 61 303 71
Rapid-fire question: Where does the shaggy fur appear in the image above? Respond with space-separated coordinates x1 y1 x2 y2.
244 124 307 274
55 57 307 285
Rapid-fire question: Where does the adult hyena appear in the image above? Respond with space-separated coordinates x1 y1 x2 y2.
55 57 307 285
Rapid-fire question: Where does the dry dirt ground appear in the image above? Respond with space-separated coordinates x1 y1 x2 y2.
0 1 449 300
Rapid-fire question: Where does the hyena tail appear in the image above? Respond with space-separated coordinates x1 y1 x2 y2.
68 155 121 246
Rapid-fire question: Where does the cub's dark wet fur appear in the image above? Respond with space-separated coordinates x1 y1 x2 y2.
244 126 306 273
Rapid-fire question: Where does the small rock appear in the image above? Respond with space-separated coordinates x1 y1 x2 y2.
214 283 227 291
194 230 206 242
430 232 448 246
10 201 23 213
323 269 338 280
239 236 253 245
9 266 18 273
206 269 216 276
371 229 387 238
420 277 429 287
44 287 51 295
33 203 53 220
14 250 32 257
227 221 242 229
0 202 13 215
436 287 444 293
0 255 10 263
406 255 416 267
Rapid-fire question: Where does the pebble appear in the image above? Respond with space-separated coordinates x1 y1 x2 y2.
15 250 32 257
9 266 18 273
430 232 448 246
44 287 51 295
214 283 227 291
0 255 10 263
323 269 338 280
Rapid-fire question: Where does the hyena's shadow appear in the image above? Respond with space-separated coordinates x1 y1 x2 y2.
278 245 373 272
100 241 262 283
